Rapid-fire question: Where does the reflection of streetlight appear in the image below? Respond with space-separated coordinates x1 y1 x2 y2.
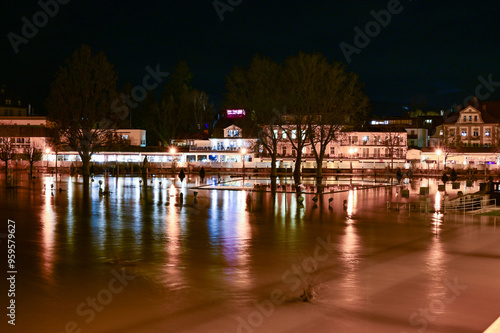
436 149 442 172
169 147 176 162
348 148 357 171
241 148 247 184
45 148 51 170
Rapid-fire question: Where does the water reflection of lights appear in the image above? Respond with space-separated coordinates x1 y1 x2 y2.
207 190 251 292
346 189 357 218
432 191 444 234
338 212 361 302
41 179 56 283
164 184 183 291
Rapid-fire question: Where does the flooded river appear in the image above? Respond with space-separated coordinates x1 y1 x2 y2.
2 174 500 333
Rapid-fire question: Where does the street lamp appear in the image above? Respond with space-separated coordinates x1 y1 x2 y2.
241 148 247 183
436 149 442 172
45 148 51 171
349 148 357 171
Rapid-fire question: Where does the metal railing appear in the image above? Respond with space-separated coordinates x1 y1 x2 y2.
387 198 497 215
444 198 496 214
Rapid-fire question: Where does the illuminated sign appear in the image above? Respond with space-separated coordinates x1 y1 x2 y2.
227 109 246 118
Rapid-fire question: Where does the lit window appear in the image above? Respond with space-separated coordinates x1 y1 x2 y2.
362 135 369 143
282 131 287 139
291 130 297 139
439 130 443 136
485 129 491 137
273 130 278 138
462 131 467 137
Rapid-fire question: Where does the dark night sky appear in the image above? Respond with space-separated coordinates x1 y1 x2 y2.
2 0 500 115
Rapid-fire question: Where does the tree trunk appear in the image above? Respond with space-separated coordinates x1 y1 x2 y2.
293 151 302 185
55 152 58 176
316 169 323 193
4 160 8 185
270 152 278 193
81 154 91 177
315 151 325 193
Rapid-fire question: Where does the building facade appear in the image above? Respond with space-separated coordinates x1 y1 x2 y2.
431 105 498 148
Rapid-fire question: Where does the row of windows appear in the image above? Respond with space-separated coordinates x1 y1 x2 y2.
462 114 479 122
1 109 23 116
3 99 22 106
227 129 240 137
443 128 491 137
350 135 405 145
273 129 306 140
279 146 405 158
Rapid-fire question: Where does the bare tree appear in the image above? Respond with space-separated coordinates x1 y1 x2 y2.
382 129 406 170
0 138 16 183
303 57 369 191
46 45 119 179
433 126 462 169
225 55 284 190
46 121 66 176
23 145 43 177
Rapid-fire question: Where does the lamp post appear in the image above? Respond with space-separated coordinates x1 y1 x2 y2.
241 148 247 185
170 147 176 162
349 148 357 172
436 149 442 172
45 148 51 172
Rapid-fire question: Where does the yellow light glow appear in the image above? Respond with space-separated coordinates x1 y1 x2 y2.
436 149 442 156
170 148 176 154
45 148 51 154
241 148 247 155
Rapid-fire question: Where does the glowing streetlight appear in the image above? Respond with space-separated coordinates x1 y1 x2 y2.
436 149 442 172
348 147 357 171
45 148 51 170
170 147 176 154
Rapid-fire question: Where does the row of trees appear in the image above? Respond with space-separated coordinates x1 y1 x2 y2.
8 45 367 190
0 138 43 181
134 61 214 146
45 45 213 180
224 53 369 191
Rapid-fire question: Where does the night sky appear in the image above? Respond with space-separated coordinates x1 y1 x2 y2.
2 0 500 115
